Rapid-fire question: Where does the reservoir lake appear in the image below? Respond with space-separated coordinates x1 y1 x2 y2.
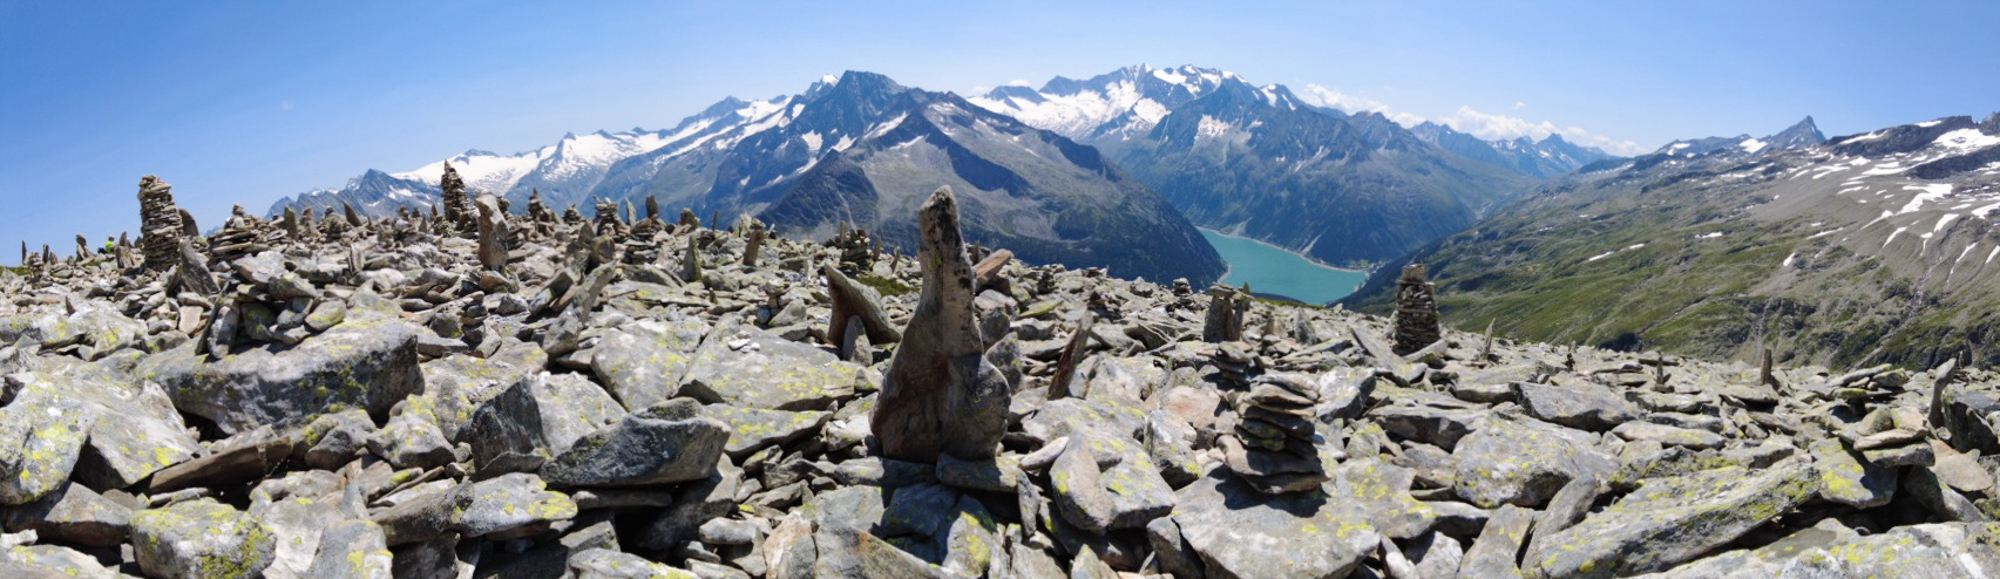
1198 228 1370 305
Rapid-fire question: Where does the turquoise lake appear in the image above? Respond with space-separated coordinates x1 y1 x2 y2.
1198 229 1369 305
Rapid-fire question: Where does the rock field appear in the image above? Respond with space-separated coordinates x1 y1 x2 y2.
1 176 1998 578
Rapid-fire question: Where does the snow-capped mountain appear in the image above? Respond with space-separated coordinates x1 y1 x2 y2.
1347 112 2000 368
597 70 1227 285
1654 116 1827 158
269 71 1226 285
969 64 1563 267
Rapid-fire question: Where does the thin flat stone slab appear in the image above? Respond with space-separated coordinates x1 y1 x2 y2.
1646 522 2000 579
1528 465 1817 578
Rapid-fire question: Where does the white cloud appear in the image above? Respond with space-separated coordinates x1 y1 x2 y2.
1437 106 1646 155
1004 79 1032 87
1282 84 1648 156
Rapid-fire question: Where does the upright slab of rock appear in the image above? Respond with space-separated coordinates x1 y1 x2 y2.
1202 284 1248 342
137 175 183 272
872 186 1010 462
475 194 510 273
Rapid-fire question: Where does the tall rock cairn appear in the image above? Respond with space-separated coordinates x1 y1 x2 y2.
872 186 1010 462
137 175 184 272
1392 264 1441 355
439 162 474 232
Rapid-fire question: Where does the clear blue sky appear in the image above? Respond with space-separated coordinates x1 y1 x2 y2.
5 0 1995 258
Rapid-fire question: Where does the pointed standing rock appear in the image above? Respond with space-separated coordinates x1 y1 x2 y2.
474 194 509 273
872 186 1010 462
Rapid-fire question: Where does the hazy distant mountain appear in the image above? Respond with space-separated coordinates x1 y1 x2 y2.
970 64 1566 267
1345 113 2000 368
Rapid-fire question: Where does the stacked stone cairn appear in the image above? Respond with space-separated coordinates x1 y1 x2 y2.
1392 263 1442 355
137 175 183 272
207 205 275 263
439 161 474 233
826 223 874 275
1223 373 1332 493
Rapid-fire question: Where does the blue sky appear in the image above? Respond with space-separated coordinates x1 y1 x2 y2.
4 0 1996 257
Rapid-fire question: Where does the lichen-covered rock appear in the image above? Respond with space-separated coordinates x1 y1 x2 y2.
1330 458 1437 540
1 543 121 578
303 519 393 579
1528 465 1818 578
1453 414 1616 508
1514 381 1633 432
1458 504 1533 578
253 496 345 579
567 548 697 579
458 373 626 476
1650 521 2000 579
542 399 729 488
0 382 94 505
589 317 709 410
1169 469 1366 579
457 473 577 539
130 498 277 579
704 405 830 460
1809 438 1896 508
0 482 130 547
137 316 423 433
679 321 860 411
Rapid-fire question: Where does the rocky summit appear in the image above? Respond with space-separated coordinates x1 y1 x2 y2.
4 175 2000 579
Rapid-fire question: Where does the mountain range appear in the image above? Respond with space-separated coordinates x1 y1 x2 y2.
270 64 1621 283
1346 113 2000 368
969 64 1615 267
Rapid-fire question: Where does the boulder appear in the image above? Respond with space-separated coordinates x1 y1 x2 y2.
542 399 730 488
1453 414 1616 508
0 482 130 547
1169 470 1366 579
678 321 860 411
0 379 94 505
1649 521 2000 578
457 473 577 539
303 519 393 579
1514 381 1633 432
1458 504 1533 578
138 316 423 433
1809 438 1896 508
6 363 197 491
1528 465 1818 578
704 405 831 460
589 317 709 411
130 498 278 579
